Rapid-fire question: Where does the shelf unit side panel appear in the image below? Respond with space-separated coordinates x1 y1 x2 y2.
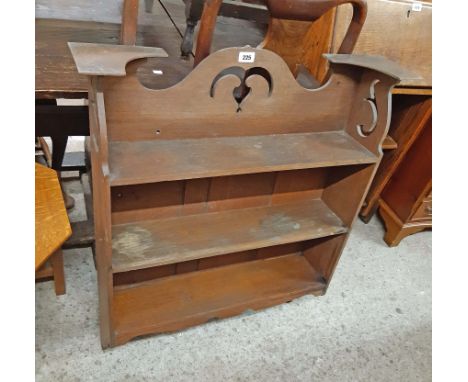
88 78 115 348
310 163 377 283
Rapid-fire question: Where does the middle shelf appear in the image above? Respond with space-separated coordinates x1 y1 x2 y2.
108 131 377 186
111 198 347 273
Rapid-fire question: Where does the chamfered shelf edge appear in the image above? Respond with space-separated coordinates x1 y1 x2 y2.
108 131 377 187
111 198 348 273
112 253 325 345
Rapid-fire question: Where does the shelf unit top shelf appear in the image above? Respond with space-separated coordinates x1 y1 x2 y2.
108 131 377 186
111 198 347 273
112 253 325 343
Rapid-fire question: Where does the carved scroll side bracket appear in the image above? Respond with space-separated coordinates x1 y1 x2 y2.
345 72 398 156
355 79 379 138
326 54 419 154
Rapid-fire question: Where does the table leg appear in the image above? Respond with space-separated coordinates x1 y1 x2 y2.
50 134 68 171
50 249 66 295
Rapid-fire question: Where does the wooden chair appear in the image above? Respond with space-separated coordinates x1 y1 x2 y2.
195 0 367 85
35 163 72 295
120 0 140 45
180 0 269 57
145 0 367 91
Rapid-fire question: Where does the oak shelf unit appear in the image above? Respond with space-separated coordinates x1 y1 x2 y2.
70 42 413 348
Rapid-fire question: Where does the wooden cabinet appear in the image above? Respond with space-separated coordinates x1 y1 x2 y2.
70 42 411 348
332 0 432 87
360 94 432 223
379 118 432 246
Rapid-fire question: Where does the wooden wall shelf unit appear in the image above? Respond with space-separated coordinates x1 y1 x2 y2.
70 42 414 348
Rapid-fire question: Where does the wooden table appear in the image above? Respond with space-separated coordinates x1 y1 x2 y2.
35 16 183 166
35 163 72 295
35 18 183 100
35 7 187 247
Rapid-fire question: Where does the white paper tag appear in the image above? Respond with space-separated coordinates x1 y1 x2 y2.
412 2 422 11
238 52 255 63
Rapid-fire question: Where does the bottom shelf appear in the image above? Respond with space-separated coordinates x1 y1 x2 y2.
112 254 325 344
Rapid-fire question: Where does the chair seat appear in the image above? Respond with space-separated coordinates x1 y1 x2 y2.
35 163 72 270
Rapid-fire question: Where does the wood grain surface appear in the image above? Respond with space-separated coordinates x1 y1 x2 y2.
360 95 432 220
68 42 167 75
36 17 181 98
109 131 377 186
35 163 72 270
332 0 432 87
112 253 325 345
111 198 347 272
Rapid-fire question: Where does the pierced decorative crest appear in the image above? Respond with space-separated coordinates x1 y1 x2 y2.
210 66 273 112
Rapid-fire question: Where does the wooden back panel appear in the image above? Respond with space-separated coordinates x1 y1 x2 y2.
111 168 328 224
101 47 356 141
97 47 413 161
69 43 418 163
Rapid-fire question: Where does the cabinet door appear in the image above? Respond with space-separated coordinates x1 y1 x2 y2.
332 0 432 87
